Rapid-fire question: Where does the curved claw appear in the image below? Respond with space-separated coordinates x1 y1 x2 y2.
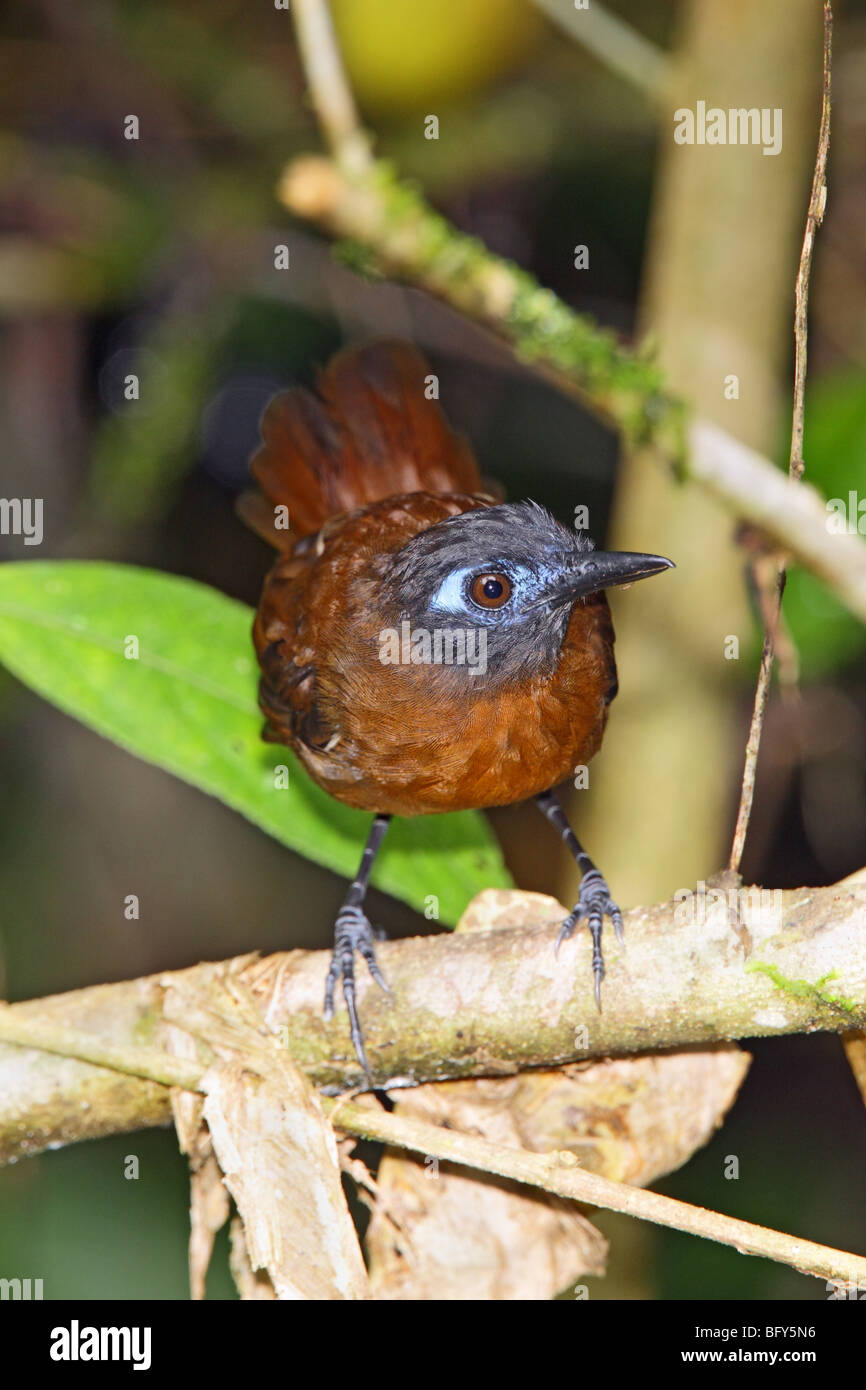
324 903 389 1077
555 912 579 956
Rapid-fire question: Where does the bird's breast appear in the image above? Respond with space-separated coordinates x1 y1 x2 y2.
297 594 617 816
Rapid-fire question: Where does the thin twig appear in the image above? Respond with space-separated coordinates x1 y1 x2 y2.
291 0 372 174
729 582 787 874
728 2 833 874
323 1096 866 1287
530 0 672 100
791 6 834 485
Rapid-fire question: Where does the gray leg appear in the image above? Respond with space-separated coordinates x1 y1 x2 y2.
536 790 623 1008
324 813 392 1075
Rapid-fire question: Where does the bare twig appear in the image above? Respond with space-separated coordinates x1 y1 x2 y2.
729 2 833 874
791 7 834 485
530 0 672 100
728 587 785 873
291 0 372 174
323 1096 866 1287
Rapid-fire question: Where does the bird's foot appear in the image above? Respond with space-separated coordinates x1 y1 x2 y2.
556 868 624 1010
324 903 390 1076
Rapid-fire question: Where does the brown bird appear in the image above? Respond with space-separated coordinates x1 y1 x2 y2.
242 340 673 1072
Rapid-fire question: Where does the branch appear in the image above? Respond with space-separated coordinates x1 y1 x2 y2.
2 878 865 1163
1 907 865 1286
2 881 865 1284
276 157 866 626
280 157 685 459
324 1096 866 1287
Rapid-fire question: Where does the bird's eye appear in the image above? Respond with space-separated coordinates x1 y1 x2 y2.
470 572 512 609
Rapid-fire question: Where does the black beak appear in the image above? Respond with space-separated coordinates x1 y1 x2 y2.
532 551 674 609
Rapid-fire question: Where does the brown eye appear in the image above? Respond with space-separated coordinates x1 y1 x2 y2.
470 572 512 608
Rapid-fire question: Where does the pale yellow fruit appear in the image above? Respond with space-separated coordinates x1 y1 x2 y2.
331 0 543 114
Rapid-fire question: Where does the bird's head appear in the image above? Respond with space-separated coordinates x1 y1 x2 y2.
381 500 673 683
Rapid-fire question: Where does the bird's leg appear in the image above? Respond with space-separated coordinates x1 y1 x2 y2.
324 813 391 1074
535 790 623 1009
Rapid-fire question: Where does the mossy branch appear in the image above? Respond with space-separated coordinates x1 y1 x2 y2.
277 156 866 628
280 157 686 462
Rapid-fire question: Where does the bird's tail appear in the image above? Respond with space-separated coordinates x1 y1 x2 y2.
238 339 484 548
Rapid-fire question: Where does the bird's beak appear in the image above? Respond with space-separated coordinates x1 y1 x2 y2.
533 551 674 609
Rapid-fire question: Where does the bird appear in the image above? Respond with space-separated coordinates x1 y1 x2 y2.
240 340 674 1073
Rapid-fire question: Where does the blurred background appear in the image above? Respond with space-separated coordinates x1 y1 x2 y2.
0 0 865 1299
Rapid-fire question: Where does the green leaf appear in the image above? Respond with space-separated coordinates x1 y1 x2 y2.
0 562 511 924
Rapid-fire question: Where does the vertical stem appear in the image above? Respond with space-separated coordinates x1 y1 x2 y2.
728 2 832 874
291 0 373 173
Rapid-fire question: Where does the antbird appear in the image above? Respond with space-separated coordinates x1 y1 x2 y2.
241 341 673 1073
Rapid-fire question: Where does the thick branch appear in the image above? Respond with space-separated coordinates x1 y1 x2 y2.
1 878 864 1164
277 158 866 627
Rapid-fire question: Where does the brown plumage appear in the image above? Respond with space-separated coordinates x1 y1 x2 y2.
243 339 673 1071
241 339 481 546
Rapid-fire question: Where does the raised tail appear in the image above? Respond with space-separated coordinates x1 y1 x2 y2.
239 340 484 548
